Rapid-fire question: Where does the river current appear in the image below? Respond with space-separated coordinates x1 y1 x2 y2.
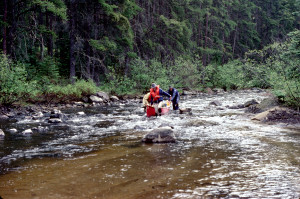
0 90 299 198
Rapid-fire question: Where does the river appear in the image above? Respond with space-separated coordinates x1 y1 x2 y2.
0 89 299 198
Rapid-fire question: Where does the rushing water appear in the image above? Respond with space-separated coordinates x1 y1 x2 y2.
0 90 300 199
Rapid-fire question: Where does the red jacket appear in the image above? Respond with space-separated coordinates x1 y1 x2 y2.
150 85 160 102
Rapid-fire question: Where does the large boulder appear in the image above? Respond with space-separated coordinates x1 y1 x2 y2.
246 97 279 114
244 99 259 107
252 107 300 123
142 127 176 143
96 91 110 102
90 95 103 103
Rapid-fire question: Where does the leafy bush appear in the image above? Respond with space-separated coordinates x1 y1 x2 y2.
45 79 99 101
0 54 38 105
208 60 246 90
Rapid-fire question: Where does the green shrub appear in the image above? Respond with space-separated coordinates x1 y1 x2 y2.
0 54 38 105
210 60 246 90
46 79 99 99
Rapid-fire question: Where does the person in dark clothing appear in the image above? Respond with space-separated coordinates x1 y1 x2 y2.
168 85 180 110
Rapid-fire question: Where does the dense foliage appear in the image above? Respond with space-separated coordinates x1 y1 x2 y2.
0 0 299 108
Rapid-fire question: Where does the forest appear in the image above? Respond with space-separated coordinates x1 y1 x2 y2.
0 0 299 108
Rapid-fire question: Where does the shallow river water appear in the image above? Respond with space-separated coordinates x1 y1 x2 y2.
0 90 300 199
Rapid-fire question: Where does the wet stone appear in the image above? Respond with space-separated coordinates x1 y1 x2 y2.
134 125 146 130
0 129 5 137
228 104 245 109
209 100 222 106
212 88 225 93
8 128 18 134
48 118 62 123
142 127 176 143
32 126 49 133
179 108 192 114
74 102 84 106
77 112 85 115
0 115 9 121
110 96 119 102
96 92 110 102
90 95 103 103
22 129 33 135
95 120 115 128
244 99 259 107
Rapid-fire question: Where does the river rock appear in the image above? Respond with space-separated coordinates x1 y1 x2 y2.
246 97 279 114
212 88 225 93
134 125 146 130
77 112 85 115
22 129 33 135
82 96 89 103
32 112 44 120
74 102 84 106
50 109 64 119
209 100 222 106
244 99 259 107
32 126 49 133
179 108 192 114
251 107 286 121
251 107 300 123
182 90 195 95
90 95 103 103
110 96 119 102
8 128 18 134
96 91 110 102
228 104 245 109
0 115 9 121
142 127 176 143
0 129 5 137
48 118 62 123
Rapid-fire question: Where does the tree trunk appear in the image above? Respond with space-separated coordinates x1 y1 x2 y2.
69 3 76 83
39 10 45 60
46 13 53 56
3 0 8 54
202 13 209 66
232 26 238 56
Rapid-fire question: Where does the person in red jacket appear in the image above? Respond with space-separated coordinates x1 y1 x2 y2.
150 83 171 114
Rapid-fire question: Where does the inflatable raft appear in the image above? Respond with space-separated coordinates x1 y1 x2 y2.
146 100 171 117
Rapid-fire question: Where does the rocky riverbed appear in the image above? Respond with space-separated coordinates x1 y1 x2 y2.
0 89 300 198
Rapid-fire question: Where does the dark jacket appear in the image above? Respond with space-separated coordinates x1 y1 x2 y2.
168 88 180 104
150 88 171 104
